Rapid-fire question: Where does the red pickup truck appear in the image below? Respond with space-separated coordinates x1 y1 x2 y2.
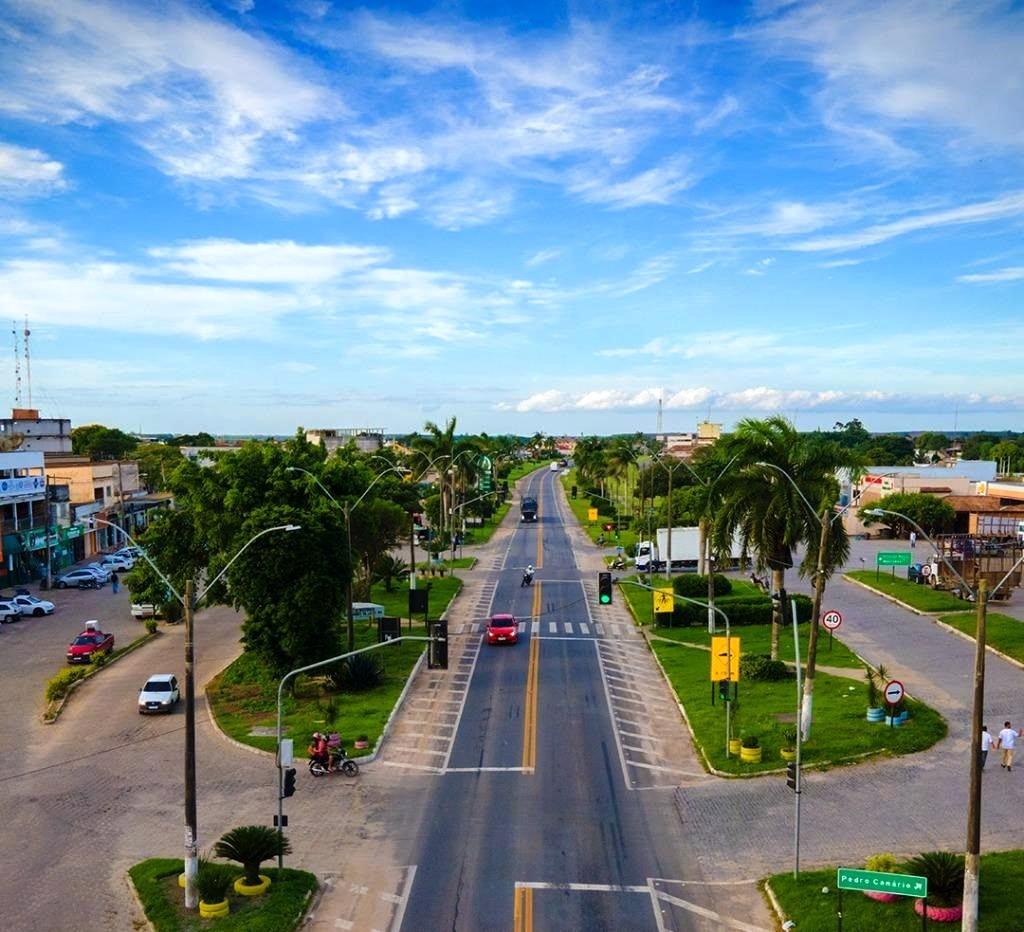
67 625 114 664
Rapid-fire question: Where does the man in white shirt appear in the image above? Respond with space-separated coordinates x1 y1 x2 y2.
997 721 1019 771
980 725 994 770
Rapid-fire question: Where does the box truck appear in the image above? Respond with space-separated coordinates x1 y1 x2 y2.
634 527 744 572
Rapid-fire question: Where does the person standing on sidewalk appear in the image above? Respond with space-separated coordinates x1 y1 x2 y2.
980 725 993 770
997 721 1019 771
111 571 120 594
909 530 917 549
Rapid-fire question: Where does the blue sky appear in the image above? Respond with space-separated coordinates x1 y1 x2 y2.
0 0 1022 437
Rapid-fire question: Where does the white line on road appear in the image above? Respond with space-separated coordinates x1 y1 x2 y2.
652 888 770 932
594 639 634 791
625 760 705 776
516 881 650 893
376 760 442 774
443 766 534 773
389 865 417 932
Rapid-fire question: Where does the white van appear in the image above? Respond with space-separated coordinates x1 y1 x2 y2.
549 462 560 472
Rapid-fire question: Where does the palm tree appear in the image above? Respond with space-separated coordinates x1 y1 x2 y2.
712 417 854 661
214 825 291 886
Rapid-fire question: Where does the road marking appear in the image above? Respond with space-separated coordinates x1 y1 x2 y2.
652 889 769 932
579 622 590 635
594 639 633 790
533 636 598 642
513 884 533 932
562 622 574 634
444 766 534 773
547 621 557 634
389 864 416 932
623 760 704 776
376 760 442 774
521 630 539 772
387 745 447 757
517 881 650 893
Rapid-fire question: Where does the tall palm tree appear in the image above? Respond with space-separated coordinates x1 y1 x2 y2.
412 417 458 533
712 417 854 661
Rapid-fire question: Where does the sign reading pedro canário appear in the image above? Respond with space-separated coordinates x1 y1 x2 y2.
836 868 927 898
876 551 912 566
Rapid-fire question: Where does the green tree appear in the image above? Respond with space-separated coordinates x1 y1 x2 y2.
133 443 185 491
860 434 915 466
169 432 217 446
916 431 950 453
859 492 956 537
349 498 409 600
71 424 139 459
988 440 1022 475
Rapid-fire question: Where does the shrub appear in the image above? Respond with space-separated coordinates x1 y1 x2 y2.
214 825 291 886
672 574 733 598
782 728 798 750
45 667 87 702
668 593 812 627
144 619 158 635
91 650 109 668
865 667 881 707
741 735 760 749
905 851 964 908
865 852 903 874
739 654 790 681
195 858 234 904
162 600 183 624
326 653 384 693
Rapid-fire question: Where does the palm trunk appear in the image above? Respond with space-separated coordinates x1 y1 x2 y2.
698 519 707 575
801 515 830 740
770 567 784 660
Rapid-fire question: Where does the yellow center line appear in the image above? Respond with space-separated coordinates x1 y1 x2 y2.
513 886 534 932
521 589 540 773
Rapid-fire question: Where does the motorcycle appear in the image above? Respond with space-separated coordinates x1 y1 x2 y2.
610 556 626 570
521 569 534 587
308 733 359 778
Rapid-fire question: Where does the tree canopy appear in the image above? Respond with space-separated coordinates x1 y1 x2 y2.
71 424 139 459
858 492 956 537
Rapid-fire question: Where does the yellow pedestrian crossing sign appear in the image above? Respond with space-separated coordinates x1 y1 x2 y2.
710 636 740 682
588 508 599 521
653 588 674 614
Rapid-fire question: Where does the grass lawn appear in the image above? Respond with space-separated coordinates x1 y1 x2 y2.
767 850 1023 930
416 557 476 570
207 577 461 757
845 570 970 612
940 611 1024 664
130 859 317 931
560 469 639 554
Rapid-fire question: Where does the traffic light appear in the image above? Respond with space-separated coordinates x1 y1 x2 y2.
786 760 798 793
598 571 613 605
571 485 578 499
282 767 296 798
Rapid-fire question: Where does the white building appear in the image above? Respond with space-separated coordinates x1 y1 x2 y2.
0 408 72 454
305 428 385 454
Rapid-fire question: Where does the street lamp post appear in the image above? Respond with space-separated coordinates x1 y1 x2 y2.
86 516 298 909
866 506 1024 932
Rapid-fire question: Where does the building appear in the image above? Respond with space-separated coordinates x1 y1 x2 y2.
0 451 50 584
654 421 722 459
305 427 385 454
0 408 72 454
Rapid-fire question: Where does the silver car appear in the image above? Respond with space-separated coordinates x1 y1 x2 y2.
13 594 55 616
0 599 22 623
56 568 106 589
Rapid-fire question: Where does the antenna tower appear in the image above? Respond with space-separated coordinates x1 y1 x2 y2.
12 321 21 407
23 317 31 408
657 396 663 435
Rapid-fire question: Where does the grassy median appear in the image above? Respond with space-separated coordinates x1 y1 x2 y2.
208 576 461 756
767 851 1022 930
845 570 970 612
940 611 1024 665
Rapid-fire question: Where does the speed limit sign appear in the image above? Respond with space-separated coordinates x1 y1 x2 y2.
822 610 842 631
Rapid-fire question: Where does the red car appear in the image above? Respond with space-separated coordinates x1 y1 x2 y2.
486 613 519 645
67 626 115 664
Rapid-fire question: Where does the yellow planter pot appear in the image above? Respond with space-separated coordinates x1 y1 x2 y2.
780 748 797 761
728 739 742 756
178 873 185 888
739 745 762 763
199 899 230 919
234 874 272 896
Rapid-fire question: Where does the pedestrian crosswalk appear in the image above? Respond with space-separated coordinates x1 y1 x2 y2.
450 620 606 638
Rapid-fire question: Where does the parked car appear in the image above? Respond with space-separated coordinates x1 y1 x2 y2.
56 568 106 589
130 603 162 619
138 674 179 714
486 613 519 645
100 554 134 571
0 599 22 623
84 562 112 582
115 546 142 560
12 594 54 616
66 624 114 663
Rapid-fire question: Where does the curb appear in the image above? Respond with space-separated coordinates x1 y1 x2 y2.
762 878 788 930
125 871 156 932
361 649 426 766
931 616 1024 671
43 629 159 724
841 574 949 616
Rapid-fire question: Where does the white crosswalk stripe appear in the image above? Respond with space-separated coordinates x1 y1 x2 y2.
562 622 574 634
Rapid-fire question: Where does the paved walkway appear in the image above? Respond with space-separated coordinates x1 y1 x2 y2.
675 536 1024 880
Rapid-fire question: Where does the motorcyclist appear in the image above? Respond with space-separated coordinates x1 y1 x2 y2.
522 564 534 587
308 732 329 770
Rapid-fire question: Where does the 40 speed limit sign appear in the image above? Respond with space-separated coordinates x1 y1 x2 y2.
821 610 842 631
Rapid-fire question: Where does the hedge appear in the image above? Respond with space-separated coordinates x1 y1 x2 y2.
666 593 812 627
45 667 88 702
672 574 733 598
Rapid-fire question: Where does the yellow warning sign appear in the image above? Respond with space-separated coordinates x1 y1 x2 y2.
653 588 674 614
710 636 741 682
588 508 599 521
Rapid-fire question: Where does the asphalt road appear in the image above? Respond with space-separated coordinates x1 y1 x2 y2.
396 469 726 931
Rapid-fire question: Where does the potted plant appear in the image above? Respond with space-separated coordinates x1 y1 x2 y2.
865 667 884 723
740 735 762 763
780 728 797 762
196 859 233 918
214 825 291 897
906 851 964 923
354 734 370 750
728 737 742 756
863 853 904 902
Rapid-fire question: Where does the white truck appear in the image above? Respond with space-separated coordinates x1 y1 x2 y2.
634 527 744 572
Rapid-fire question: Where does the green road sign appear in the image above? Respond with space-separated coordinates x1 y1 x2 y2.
836 868 927 898
876 551 912 566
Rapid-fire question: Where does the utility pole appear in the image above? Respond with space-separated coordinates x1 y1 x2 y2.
963 579 987 932
409 513 417 591
801 510 830 740
344 501 354 653
666 462 673 581
183 578 198 909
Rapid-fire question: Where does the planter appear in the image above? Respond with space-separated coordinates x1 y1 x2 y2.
864 891 901 903
739 745 762 763
354 739 370 750
899 710 909 723
178 873 185 888
884 716 903 727
234 874 271 896
199 899 230 919
866 707 885 723
914 899 962 923
728 738 742 756
780 748 797 762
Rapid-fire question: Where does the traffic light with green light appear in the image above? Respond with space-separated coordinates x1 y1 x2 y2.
598 571 613 605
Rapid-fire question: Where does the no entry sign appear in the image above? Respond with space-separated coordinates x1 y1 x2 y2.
883 680 905 706
822 610 842 631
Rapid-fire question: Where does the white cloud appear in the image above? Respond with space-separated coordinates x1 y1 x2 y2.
956 266 1024 284
0 142 66 196
570 159 695 209
744 257 775 275
526 248 561 267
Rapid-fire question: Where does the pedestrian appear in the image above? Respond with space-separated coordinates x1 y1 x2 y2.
909 530 917 549
980 725 993 770
997 720 1019 771
111 571 120 594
